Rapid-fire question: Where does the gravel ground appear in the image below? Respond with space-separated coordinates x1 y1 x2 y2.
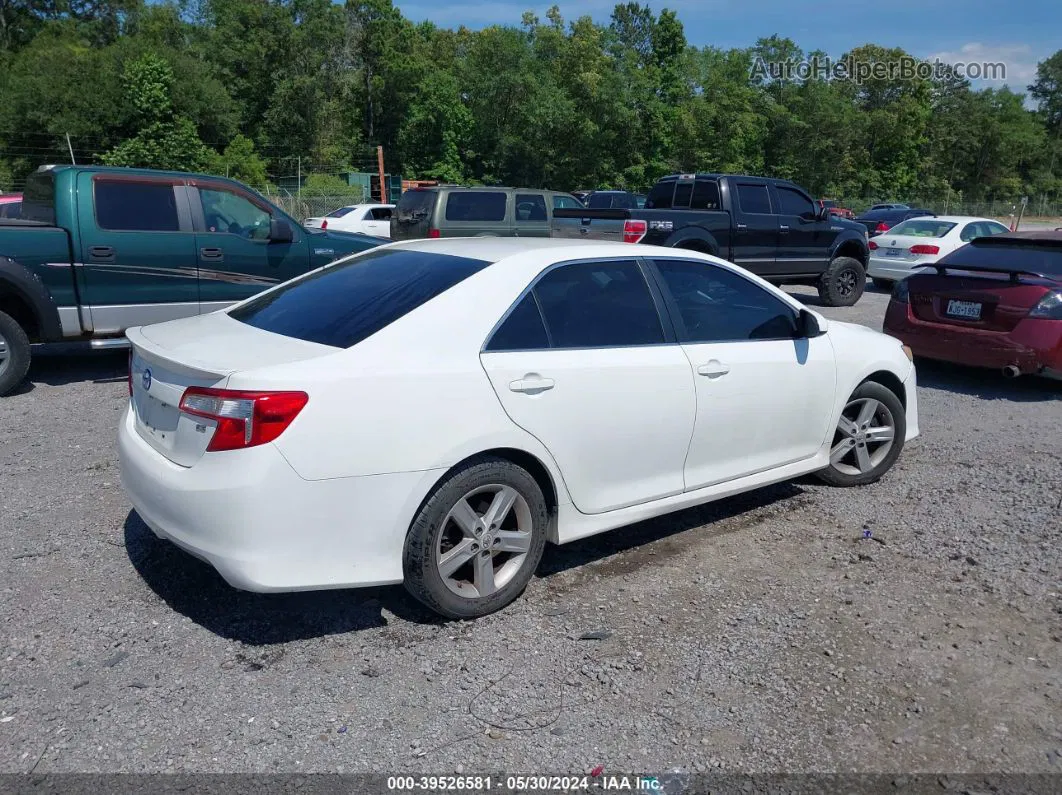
1 283 1060 776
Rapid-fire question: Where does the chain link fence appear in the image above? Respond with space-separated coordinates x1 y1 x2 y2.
840 196 1062 222
263 192 378 224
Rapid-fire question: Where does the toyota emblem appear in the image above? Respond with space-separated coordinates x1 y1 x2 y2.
142 368 152 392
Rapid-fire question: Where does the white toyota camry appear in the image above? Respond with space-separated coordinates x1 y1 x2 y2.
119 239 919 619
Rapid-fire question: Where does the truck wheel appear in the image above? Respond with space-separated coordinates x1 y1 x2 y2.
818 257 866 307
0 310 31 397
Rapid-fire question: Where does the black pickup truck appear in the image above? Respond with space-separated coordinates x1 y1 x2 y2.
552 173 871 306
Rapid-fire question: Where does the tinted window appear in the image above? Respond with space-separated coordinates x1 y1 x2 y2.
229 249 490 347
646 181 674 209
370 207 393 220
327 206 355 218
736 184 772 214
690 179 720 210
534 260 663 348
939 241 1062 277
634 194 647 208
445 192 506 222
21 172 56 224
776 186 816 218
515 194 548 222
95 181 179 231
553 195 583 210
486 294 549 351
200 188 271 239
396 190 436 216
655 259 798 342
673 182 693 208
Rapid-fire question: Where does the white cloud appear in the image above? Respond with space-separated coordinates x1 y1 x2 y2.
928 42 1040 88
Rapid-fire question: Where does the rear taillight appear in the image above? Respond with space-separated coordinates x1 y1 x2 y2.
321 219 328 229
891 279 910 304
868 240 879 250
622 219 647 244
1029 291 1062 320
909 244 940 255
178 388 309 452
428 228 441 239
875 222 891 233
127 350 133 396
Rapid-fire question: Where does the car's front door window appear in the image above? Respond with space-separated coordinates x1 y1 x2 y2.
200 188 271 240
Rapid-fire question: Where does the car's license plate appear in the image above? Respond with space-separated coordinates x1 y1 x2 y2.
885 248 902 257
946 299 982 319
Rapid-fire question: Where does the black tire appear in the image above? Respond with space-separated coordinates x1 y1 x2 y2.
0 310 31 397
871 277 895 291
816 381 906 487
818 256 866 307
403 456 549 619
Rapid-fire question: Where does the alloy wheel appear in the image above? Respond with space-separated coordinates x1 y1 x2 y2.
830 397 896 476
435 484 533 599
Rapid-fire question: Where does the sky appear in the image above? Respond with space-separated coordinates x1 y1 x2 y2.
394 0 1060 96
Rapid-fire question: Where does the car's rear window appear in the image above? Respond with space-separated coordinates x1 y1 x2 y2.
327 207 355 218
889 219 956 237
20 172 56 224
940 241 1062 276
395 190 437 220
228 249 491 348
646 180 675 209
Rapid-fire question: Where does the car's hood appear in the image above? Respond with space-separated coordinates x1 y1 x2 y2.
831 217 867 233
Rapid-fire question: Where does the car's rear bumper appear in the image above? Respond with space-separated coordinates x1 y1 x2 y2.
883 300 1062 375
867 256 933 281
118 404 442 591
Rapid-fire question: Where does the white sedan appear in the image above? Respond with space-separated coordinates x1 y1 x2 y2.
867 215 1010 288
118 239 919 619
303 203 394 237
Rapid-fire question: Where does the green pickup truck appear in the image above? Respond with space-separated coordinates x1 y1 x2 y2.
0 165 384 396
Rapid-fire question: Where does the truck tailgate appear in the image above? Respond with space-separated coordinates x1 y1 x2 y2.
551 208 630 242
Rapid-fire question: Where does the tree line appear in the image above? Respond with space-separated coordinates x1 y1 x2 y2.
1 0 1061 210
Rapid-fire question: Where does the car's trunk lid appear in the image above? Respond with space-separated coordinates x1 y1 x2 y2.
127 312 336 467
873 234 944 261
908 272 1056 331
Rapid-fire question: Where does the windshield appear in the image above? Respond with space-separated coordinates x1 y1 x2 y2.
229 248 490 348
888 219 956 237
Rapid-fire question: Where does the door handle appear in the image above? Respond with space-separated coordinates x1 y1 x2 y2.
736 223 748 232
199 247 224 261
509 375 555 394
697 360 731 378
88 245 115 263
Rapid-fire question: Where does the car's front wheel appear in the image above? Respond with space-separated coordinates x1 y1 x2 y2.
817 381 906 487
818 256 866 307
403 457 548 619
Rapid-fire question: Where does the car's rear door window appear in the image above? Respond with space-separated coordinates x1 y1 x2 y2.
690 179 720 210
735 184 772 215
229 249 491 347
646 181 675 209
95 180 180 231
531 260 664 348
445 192 507 222
485 294 550 351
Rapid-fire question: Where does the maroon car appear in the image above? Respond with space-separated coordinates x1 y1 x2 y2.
882 231 1062 380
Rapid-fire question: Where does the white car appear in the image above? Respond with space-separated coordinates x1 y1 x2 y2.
303 203 394 237
118 239 919 619
867 215 1010 287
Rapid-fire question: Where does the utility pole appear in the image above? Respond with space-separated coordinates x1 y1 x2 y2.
65 133 76 165
297 157 302 201
377 146 386 203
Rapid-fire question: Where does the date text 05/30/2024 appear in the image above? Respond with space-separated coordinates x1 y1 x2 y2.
386 775 665 792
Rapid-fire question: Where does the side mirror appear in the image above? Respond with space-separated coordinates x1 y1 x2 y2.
268 218 294 243
798 308 825 338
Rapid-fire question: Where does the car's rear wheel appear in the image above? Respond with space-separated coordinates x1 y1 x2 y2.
818 256 866 307
817 381 906 487
403 457 548 619
0 310 31 397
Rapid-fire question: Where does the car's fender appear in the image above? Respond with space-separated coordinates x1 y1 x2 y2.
0 256 64 342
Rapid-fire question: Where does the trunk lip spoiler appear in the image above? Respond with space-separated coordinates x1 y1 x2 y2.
931 263 1057 283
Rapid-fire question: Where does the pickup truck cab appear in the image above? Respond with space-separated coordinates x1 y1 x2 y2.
0 165 383 396
552 173 871 307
